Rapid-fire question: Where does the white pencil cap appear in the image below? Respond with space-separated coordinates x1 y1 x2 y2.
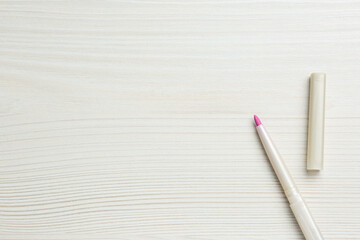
307 73 326 170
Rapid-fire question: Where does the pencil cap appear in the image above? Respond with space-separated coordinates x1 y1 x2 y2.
307 73 326 170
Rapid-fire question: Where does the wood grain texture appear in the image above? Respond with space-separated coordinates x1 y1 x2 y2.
1 1 360 239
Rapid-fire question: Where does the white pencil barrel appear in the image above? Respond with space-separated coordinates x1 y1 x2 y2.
256 125 323 240
256 125 296 191
290 196 324 240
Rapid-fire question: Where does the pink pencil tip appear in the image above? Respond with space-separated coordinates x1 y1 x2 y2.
254 115 262 126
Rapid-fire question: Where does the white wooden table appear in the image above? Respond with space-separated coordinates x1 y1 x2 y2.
1 1 360 239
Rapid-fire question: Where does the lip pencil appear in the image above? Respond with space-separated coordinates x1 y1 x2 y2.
254 115 323 240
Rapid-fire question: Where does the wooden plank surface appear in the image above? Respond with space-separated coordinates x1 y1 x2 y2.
1 1 360 239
